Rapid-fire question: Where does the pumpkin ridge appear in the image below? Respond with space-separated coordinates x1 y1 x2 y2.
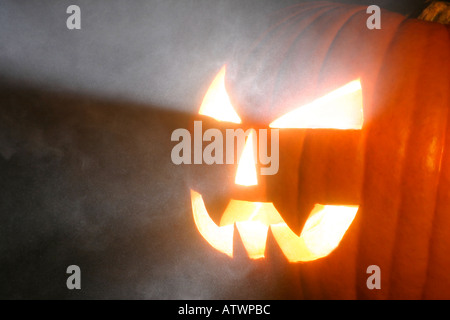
355 15 408 300
225 4 339 121
388 23 425 299
385 20 450 299
268 4 343 115
316 6 368 84
385 28 426 298
245 3 332 59
422 97 450 299
270 4 362 118
363 15 409 117
421 25 450 299
238 2 336 74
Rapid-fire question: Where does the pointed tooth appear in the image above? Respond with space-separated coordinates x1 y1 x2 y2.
232 223 250 261
265 225 288 263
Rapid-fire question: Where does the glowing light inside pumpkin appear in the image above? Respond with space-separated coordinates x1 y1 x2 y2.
193 67 362 262
191 189 358 261
221 200 282 259
269 80 364 129
234 130 258 186
191 189 234 257
270 204 358 262
198 65 242 124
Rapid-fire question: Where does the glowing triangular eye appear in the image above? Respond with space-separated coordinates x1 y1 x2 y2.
198 65 242 124
269 80 364 130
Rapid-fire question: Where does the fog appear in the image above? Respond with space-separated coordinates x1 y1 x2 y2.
0 0 425 112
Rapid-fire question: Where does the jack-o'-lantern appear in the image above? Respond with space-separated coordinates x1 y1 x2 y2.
183 1 450 299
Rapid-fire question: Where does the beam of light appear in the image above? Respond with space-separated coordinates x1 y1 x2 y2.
234 130 258 186
198 65 242 124
191 189 358 261
269 80 364 130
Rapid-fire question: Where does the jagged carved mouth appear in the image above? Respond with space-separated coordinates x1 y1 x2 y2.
191 189 358 262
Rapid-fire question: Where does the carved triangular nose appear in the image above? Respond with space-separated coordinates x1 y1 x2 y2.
235 129 258 186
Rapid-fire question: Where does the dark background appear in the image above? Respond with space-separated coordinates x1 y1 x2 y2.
0 0 428 299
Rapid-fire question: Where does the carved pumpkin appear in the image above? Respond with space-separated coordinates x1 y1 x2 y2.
186 1 450 299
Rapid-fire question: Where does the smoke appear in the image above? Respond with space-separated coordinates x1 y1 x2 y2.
0 0 300 113
0 0 425 113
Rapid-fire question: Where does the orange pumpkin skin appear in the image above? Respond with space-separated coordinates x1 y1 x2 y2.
224 2 450 299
